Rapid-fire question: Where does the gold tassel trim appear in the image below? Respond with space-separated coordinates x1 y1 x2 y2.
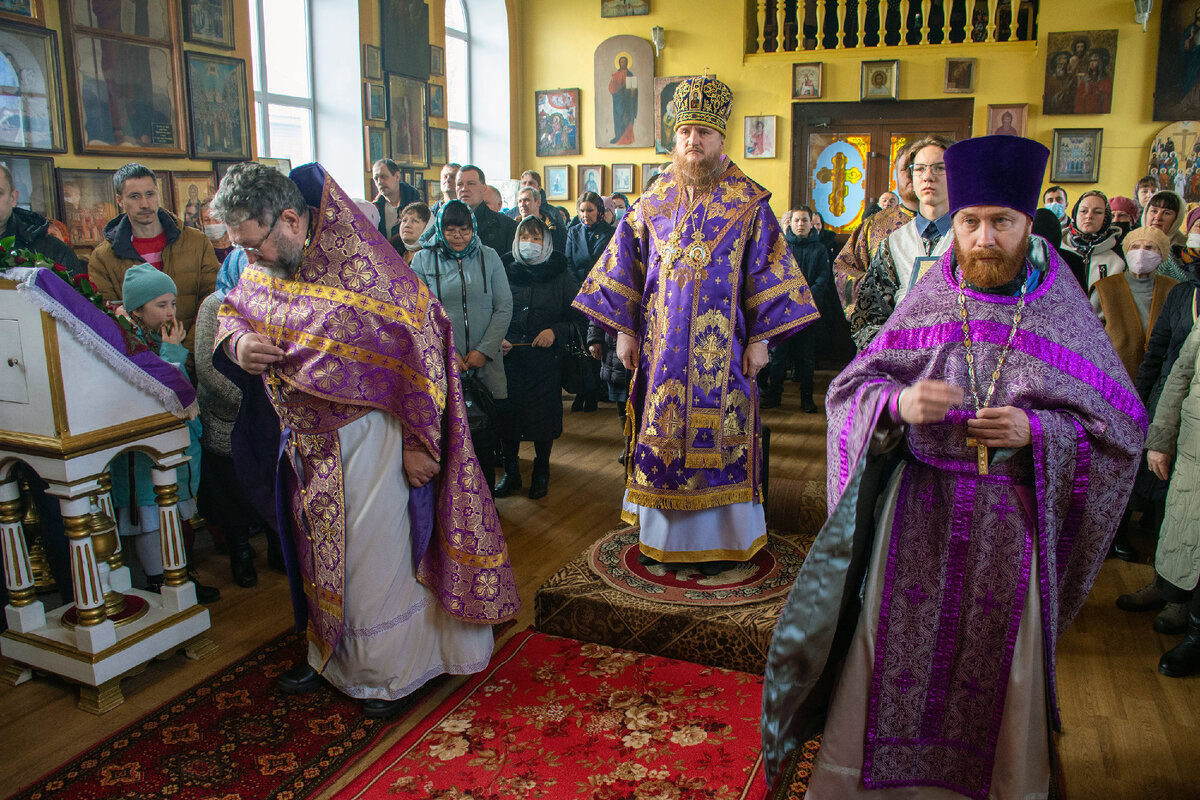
626 485 753 511
637 533 768 564
684 451 725 469
620 508 639 526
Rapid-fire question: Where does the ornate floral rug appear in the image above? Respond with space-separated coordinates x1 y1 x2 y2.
588 527 808 606
5 630 445 800
332 630 770 800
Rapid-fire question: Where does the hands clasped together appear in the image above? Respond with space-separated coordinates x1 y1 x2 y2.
898 379 1031 449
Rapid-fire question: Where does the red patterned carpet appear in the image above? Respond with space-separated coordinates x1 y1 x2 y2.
333 630 770 799
5 630 442 800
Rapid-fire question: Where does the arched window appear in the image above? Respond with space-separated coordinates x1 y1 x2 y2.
249 0 315 164
445 0 470 163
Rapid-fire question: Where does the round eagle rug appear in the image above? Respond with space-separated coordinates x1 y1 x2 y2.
587 526 808 607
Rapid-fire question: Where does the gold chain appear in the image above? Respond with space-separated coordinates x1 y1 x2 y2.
957 269 1029 412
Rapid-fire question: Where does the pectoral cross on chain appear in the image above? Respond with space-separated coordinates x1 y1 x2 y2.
265 370 284 404
964 436 989 475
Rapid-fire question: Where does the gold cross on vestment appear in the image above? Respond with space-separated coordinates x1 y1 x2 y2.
815 152 863 217
964 436 989 475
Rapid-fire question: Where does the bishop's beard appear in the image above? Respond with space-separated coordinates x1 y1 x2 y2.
955 239 1026 289
672 147 723 193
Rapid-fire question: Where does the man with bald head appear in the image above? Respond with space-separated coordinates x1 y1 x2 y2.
764 136 1145 798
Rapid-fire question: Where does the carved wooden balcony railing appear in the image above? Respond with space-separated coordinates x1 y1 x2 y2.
750 0 1036 54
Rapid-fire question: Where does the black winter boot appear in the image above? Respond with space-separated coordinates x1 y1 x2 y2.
528 459 550 500
1159 591 1200 678
493 456 522 497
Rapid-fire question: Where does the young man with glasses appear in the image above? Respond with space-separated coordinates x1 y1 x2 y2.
850 135 956 350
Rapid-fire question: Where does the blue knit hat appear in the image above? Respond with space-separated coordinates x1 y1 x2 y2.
122 263 177 312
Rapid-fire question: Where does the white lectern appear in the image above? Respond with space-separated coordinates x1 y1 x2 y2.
0 271 215 713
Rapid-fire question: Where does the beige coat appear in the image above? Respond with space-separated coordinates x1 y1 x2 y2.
1147 320 1200 589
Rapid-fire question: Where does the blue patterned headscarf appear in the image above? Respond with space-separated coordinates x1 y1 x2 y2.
423 199 481 259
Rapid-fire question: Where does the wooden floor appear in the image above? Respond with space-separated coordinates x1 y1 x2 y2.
1 371 1198 799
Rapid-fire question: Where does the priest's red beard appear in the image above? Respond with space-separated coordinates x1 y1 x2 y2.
956 240 1026 289
672 145 723 193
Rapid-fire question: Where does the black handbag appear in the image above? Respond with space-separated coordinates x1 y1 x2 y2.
560 323 592 394
460 372 497 435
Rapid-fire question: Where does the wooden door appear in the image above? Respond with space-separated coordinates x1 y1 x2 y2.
790 99 973 237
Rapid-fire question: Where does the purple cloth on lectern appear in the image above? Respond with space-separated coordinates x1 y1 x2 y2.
944 135 1050 218
27 267 196 411
762 240 1146 798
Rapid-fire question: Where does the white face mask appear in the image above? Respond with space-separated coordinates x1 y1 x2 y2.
518 241 543 260
204 223 227 241
1126 248 1163 276
1188 232 1200 249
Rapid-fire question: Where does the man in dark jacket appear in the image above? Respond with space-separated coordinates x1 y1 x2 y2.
0 164 81 276
456 164 516 258
762 205 832 412
371 158 420 238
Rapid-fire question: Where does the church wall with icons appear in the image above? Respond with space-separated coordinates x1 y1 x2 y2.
513 0 1168 213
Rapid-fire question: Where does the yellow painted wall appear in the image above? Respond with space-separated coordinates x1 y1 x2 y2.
36 0 257 174
513 0 1165 211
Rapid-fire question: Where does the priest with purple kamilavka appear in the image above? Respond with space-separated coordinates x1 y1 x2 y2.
762 136 1147 799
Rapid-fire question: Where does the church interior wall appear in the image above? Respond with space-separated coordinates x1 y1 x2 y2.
512 0 1166 211
25 0 258 175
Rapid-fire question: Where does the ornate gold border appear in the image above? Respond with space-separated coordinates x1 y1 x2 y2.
0 603 207 664
0 413 187 459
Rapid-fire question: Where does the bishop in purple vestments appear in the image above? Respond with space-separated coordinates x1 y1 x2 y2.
762 136 1146 799
573 75 818 575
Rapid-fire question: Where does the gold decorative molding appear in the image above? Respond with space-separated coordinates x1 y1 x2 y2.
41 313 68 437
0 603 207 664
0 414 187 459
77 678 123 715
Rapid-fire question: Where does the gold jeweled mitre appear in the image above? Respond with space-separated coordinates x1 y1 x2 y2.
672 73 733 136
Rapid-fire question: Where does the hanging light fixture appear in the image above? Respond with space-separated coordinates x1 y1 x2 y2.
1134 0 1153 32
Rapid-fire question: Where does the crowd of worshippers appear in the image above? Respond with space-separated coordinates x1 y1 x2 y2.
0 70 1187 791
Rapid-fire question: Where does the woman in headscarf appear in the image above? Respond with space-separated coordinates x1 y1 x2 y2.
1062 189 1125 291
410 199 513 487
1142 189 1190 281
493 216 580 500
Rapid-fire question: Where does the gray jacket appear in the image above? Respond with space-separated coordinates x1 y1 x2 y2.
410 244 513 399
194 293 241 456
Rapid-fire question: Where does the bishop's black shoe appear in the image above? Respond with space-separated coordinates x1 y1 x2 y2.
362 697 412 719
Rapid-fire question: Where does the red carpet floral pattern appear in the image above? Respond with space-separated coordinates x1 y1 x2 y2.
334 630 769 799
5 631 439 800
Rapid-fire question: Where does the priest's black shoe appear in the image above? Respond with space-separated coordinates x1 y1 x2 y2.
637 551 660 567
362 697 411 719
278 661 323 694
188 568 221 604
1110 529 1137 562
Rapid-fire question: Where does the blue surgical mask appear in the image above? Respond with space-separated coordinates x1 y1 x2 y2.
518 241 542 260
615 208 627 222
1045 201 1066 220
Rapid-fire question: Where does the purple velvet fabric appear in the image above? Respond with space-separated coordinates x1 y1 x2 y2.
763 241 1146 798
28 267 196 410
944 135 1050 218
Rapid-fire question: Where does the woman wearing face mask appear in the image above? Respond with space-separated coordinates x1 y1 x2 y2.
199 200 234 262
1141 189 1190 282
1062 190 1125 291
410 200 513 488
493 216 579 499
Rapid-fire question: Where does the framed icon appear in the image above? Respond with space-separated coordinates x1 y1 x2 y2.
545 165 570 201
1050 128 1103 183
860 60 899 101
792 62 822 100
612 163 635 194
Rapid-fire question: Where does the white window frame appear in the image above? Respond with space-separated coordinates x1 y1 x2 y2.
251 0 317 160
446 0 471 164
